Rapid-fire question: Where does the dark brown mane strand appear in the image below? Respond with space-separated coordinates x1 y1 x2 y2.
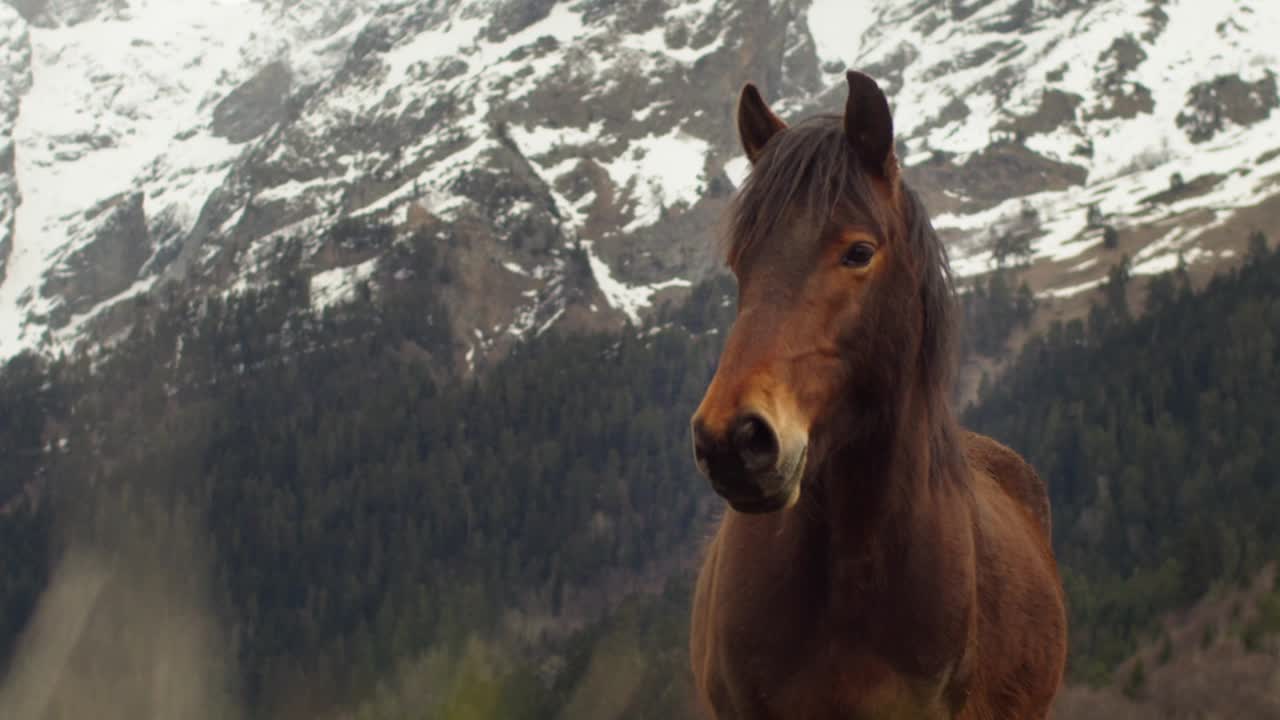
904 180 967 496
900 183 958 403
725 115 888 269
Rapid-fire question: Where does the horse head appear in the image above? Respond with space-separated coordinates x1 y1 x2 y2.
691 72 956 514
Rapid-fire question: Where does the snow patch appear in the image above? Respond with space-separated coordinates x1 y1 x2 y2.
1130 253 1182 276
807 0 874 70
1040 277 1104 299
583 241 690 324
603 129 709 233
508 121 606 159
724 156 751 187
309 257 378 311
622 26 724 64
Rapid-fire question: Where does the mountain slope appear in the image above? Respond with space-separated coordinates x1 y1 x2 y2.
1 0 1278 370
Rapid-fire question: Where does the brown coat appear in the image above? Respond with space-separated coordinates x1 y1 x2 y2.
688 73 1067 720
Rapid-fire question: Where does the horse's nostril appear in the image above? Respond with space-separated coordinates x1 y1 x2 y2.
732 414 779 472
691 418 714 473
693 443 710 470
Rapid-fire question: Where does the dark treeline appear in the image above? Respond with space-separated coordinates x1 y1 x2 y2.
0 223 1277 716
965 236 1280 682
960 267 1037 359
0 224 730 716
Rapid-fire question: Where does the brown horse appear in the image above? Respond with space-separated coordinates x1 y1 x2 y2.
688 72 1067 719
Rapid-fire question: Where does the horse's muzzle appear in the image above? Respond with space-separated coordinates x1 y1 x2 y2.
691 412 806 513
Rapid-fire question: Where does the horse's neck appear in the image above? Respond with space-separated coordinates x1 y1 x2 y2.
815 387 973 623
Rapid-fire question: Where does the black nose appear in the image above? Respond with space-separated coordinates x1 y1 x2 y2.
731 414 778 472
692 413 780 482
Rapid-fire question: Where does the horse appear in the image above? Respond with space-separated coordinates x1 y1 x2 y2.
688 71 1067 719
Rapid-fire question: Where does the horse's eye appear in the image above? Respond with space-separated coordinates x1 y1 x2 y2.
841 242 876 268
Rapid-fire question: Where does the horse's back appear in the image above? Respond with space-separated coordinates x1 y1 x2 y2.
962 430 1065 720
962 430 1051 538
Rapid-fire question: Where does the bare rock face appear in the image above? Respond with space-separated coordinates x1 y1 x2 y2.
2 0 45 22
483 0 559 42
1177 73 1279 144
41 192 150 328
211 61 293 144
1089 35 1154 120
0 142 13 285
0 2 31 286
998 89 1083 139
909 144 1087 212
4 0 126 26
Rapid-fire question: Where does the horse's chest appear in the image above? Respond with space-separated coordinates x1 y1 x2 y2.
711 615 955 720
697 515 974 719
716 632 957 717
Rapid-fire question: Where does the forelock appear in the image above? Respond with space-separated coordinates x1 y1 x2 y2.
725 116 889 268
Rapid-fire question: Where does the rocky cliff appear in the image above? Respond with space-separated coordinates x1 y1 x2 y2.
1 0 1277 367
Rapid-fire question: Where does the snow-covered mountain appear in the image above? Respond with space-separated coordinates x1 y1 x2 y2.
1 0 1278 364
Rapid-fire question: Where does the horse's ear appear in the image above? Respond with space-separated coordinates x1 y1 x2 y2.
738 83 786 164
843 71 898 180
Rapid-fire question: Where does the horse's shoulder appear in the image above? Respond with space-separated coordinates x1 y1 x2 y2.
960 430 1051 537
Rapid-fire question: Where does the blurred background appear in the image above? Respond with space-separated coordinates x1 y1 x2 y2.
0 0 1278 717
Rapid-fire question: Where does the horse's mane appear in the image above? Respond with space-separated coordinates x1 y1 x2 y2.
724 115 958 402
